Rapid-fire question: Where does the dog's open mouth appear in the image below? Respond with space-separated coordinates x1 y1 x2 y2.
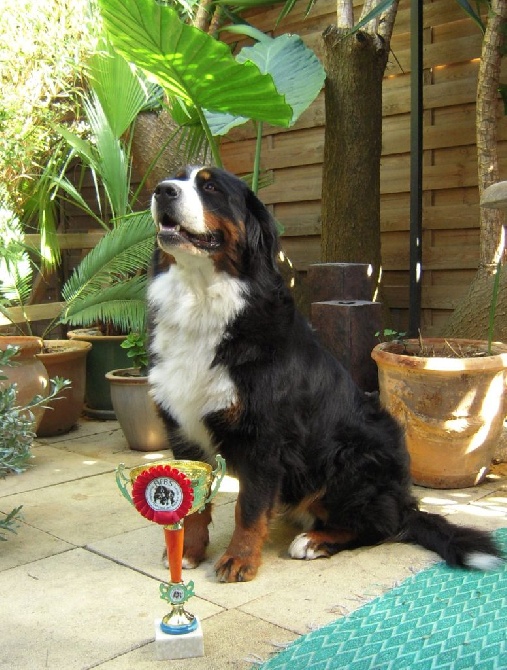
157 214 223 252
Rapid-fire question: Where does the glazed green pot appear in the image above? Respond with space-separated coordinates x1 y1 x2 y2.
67 329 130 419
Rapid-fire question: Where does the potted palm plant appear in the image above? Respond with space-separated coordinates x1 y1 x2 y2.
105 332 168 451
31 37 162 418
62 210 155 418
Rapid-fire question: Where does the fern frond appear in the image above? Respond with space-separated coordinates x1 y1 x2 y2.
60 211 155 333
63 276 148 333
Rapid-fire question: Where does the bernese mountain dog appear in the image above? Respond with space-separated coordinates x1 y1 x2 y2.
148 166 502 583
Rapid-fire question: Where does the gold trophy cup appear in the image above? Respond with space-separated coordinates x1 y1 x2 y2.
116 455 226 638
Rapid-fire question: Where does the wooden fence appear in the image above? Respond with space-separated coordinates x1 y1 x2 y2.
5 0 506 335
220 0 507 334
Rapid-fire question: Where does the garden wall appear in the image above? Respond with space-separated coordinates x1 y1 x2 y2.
220 0 507 334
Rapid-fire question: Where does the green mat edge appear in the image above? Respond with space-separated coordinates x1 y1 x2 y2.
259 527 507 670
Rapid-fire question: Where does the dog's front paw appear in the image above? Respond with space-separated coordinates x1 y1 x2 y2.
288 533 331 560
215 553 260 582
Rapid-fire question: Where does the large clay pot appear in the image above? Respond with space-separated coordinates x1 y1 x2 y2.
0 336 49 429
105 368 169 451
372 338 507 488
67 329 130 419
36 339 92 436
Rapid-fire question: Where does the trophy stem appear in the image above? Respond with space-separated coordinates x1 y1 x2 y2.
164 525 184 584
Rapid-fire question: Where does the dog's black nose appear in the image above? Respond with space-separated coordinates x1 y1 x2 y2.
154 181 180 201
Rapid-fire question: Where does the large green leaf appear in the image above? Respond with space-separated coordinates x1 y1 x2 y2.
206 33 325 136
98 0 292 125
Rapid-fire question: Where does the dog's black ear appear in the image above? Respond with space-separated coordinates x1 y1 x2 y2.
244 188 280 273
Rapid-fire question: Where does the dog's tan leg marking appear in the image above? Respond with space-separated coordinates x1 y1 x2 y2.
181 504 212 568
215 500 269 582
289 529 357 560
160 504 213 570
163 505 212 569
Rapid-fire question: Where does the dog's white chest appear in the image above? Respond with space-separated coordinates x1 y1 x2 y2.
148 263 246 453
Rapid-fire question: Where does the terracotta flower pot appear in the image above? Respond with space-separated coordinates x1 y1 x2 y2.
371 338 507 489
0 336 49 429
36 339 92 437
105 368 169 451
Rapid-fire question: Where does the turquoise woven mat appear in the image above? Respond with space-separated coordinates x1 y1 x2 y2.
260 528 507 670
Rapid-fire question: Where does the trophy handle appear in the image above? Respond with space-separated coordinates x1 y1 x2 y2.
204 454 226 505
115 463 133 505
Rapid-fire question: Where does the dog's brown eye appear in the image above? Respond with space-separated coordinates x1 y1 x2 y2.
203 182 217 192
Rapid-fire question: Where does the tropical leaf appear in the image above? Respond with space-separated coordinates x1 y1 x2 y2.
50 174 105 228
82 91 130 219
97 0 292 125
61 210 155 322
63 276 148 333
349 0 397 35
87 38 161 138
54 125 98 169
455 0 486 34
206 33 325 136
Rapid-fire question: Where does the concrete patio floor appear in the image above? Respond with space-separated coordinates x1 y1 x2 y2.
1 417 506 669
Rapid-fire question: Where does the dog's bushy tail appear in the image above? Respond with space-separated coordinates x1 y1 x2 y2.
402 508 503 570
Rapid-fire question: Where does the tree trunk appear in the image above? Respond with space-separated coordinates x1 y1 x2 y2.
321 27 387 279
441 1 507 338
476 0 506 274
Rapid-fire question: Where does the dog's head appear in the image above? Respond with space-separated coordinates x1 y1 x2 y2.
151 166 279 277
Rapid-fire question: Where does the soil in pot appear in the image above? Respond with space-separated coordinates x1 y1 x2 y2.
371 338 507 489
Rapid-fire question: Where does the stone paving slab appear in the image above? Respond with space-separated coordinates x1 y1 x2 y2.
1 424 506 670
414 475 507 532
0 445 114 497
0 472 149 546
427 489 507 532
36 417 124 443
0 520 73 571
238 542 435 635
96 609 298 670
90 499 310 611
36 424 171 467
0 547 223 670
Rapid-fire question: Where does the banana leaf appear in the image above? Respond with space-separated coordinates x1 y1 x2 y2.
97 0 292 125
205 32 325 136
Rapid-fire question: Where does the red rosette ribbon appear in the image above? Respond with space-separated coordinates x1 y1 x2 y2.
131 465 194 525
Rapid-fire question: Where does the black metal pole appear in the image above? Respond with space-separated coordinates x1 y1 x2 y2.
408 0 423 336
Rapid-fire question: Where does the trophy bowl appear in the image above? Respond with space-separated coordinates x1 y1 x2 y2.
128 458 224 517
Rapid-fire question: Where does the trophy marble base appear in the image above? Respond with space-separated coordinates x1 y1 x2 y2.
154 618 204 660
